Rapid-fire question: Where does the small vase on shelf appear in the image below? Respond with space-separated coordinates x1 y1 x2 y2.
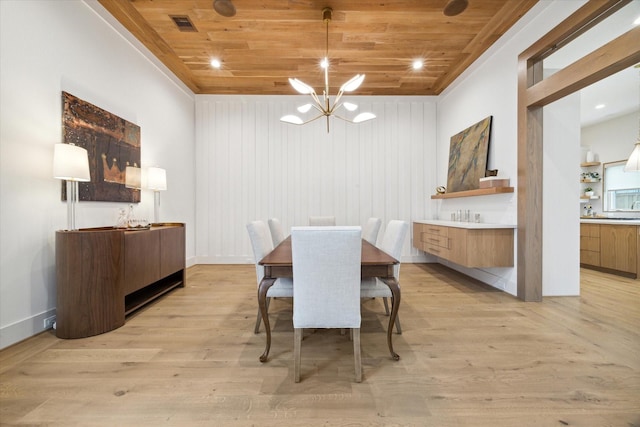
586 151 595 163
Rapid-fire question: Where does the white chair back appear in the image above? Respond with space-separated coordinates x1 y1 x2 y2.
246 220 274 285
268 218 286 247
292 226 361 329
308 216 336 226
379 220 409 278
362 217 382 245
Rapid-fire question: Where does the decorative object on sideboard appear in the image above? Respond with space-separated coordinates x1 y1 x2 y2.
62 92 141 203
280 7 376 133
147 167 167 223
53 143 90 231
446 116 492 193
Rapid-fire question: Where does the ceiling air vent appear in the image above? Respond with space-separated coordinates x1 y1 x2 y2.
170 15 197 32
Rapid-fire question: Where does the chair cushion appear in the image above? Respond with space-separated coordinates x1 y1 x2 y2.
360 278 393 298
266 278 293 298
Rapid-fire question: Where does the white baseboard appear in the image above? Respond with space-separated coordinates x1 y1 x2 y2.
0 308 56 350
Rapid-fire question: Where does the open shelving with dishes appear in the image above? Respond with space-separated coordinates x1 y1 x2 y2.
580 161 601 203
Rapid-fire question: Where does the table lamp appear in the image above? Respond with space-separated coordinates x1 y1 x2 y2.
125 165 142 189
53 143 90 230
147 166 166 223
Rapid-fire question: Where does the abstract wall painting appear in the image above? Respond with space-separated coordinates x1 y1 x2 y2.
446 116 492 193
62 91 141 202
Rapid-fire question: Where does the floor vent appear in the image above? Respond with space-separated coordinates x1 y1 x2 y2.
170 15 197 32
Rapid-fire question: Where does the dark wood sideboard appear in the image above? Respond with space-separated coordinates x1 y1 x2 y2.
55 223 186 339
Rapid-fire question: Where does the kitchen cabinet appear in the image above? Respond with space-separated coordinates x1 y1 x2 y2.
580 223 600 266
600 225 637 274
580 222 639 278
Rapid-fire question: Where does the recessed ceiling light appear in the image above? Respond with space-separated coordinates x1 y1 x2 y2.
595 104 606 109
412 60 424 70
210 58 221 69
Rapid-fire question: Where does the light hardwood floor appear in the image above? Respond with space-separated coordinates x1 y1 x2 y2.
1 264 639 426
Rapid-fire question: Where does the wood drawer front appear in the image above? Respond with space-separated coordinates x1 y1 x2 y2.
580 236 600 252
423 225 449 237
580 250 600 267
412 223 427 249
580 223 600 238
423 243 450 258
421 233 449 248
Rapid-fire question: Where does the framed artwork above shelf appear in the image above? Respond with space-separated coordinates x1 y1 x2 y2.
431 187 514 199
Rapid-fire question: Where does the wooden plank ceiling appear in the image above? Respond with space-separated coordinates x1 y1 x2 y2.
98 0 539 95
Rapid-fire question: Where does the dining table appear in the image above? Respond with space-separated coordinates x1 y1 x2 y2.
257 236 401 362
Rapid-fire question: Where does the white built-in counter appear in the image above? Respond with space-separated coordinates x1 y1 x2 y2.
580 218 640 225
413 220 515 268
414 219 516 229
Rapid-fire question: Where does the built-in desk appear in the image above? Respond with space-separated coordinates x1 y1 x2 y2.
413 220 515 268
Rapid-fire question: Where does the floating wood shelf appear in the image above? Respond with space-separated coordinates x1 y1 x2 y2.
580 162 601 167
431 187 514 199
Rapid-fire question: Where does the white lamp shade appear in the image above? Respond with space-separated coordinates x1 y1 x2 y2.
289 78 314 95
280 115 304 125
53 143 90 182
147 167 167 191
297 103 313 113
340 74 365 92
343 102 358 112
125 166 142 189
624 140 640 172
353 112 376 123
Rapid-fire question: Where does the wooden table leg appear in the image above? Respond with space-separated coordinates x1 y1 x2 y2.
258 277 276 362
381 277 401 360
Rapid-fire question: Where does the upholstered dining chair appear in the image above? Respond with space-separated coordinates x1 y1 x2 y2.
247 220 293 334
362 217 382 245
308 216 336 226
291 226 362 383
361 220 408 334
268 217 286 247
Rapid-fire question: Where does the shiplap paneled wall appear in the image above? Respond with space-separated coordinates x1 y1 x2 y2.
195 95 437 264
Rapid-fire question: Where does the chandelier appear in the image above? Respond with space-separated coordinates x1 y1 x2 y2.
280 7 376 133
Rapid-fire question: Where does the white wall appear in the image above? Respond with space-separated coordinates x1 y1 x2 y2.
581 112 639 214
194 96 436 264
543 94 581 296
0 0 196 349
435 0 586 295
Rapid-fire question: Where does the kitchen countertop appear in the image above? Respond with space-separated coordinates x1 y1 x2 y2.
580 217 640 225
414 219 516 229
